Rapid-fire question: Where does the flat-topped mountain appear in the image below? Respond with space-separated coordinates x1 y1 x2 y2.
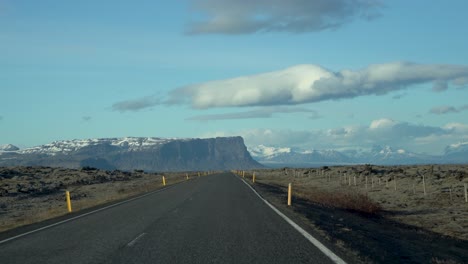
0 137 263 171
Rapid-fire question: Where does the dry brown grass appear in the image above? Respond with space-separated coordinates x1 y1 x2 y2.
239 164 468 240
293 187 382 214
0 168 199 233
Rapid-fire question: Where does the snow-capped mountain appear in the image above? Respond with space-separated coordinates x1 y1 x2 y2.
0 144 19 152
353 145 432 165
445 142 468 155
248 145 352 167
443 142 468 163
0 137 262 171
16 137 182 156
247 144 466 167
248 145 292 159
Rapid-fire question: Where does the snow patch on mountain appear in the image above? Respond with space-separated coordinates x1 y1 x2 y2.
16 137 190 156
0 144 19 152
445 142 468 154
247 145 291 158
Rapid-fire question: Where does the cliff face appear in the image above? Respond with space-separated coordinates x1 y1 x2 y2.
0 137 263 172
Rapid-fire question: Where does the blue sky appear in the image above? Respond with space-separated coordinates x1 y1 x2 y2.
1 0 467 154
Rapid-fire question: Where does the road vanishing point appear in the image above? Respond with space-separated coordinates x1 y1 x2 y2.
0 172 345 264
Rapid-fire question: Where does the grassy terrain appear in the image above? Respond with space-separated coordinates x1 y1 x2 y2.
0 166 207 232
241 164 467 240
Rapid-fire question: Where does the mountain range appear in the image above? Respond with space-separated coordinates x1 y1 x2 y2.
248 143 468 167
0 137 262 171
1 139 466 170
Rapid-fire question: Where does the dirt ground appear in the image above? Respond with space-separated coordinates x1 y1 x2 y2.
240 164 468 263
0 166 202 232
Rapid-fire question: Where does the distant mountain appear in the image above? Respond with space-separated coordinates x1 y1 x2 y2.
248 145 352 167
0 137 263 171
340 145 433 165
249 144 466 167
444 142 468 163
0 144 19 151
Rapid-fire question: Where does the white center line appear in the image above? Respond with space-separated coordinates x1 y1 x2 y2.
127 232 147 247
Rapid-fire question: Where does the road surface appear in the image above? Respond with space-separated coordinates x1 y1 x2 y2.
0 173 339 264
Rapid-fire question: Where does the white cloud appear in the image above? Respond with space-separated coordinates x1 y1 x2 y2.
369 118 397 130
187 0 383 34
169 62 468 109
202 119 466 154
112 96 160 112
430 104 468 115
186 106 319 121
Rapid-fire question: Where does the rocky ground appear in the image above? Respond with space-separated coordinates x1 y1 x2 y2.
248 164 468 240
241 164 468 263
0 166 196 232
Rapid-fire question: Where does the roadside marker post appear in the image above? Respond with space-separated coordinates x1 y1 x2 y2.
186 173 189 180
198 172 200 177
162 176 166 186
242 171 245 178
66 191 72 213
287 183 292 206
252 173 256 183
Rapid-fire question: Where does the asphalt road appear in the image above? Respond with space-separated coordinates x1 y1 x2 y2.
0 173 337 264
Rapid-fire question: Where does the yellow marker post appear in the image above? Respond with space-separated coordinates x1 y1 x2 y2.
186 173 189 180
287 183 292 206
162 176 166 186
252 172 255 183
66 191 72 212
198 172 200 177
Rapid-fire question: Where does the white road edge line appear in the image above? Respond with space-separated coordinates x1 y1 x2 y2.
127 232 146 247
0 181 185 245
237 176 347 264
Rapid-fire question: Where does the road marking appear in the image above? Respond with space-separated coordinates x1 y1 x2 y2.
237 176 347 264
0 181 187 245
127 233 146 247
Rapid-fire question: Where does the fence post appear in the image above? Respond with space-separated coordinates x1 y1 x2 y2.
66 191 72 213
288 183 292 206
423 175 426 196
464 183 467 203
449 186 452 202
